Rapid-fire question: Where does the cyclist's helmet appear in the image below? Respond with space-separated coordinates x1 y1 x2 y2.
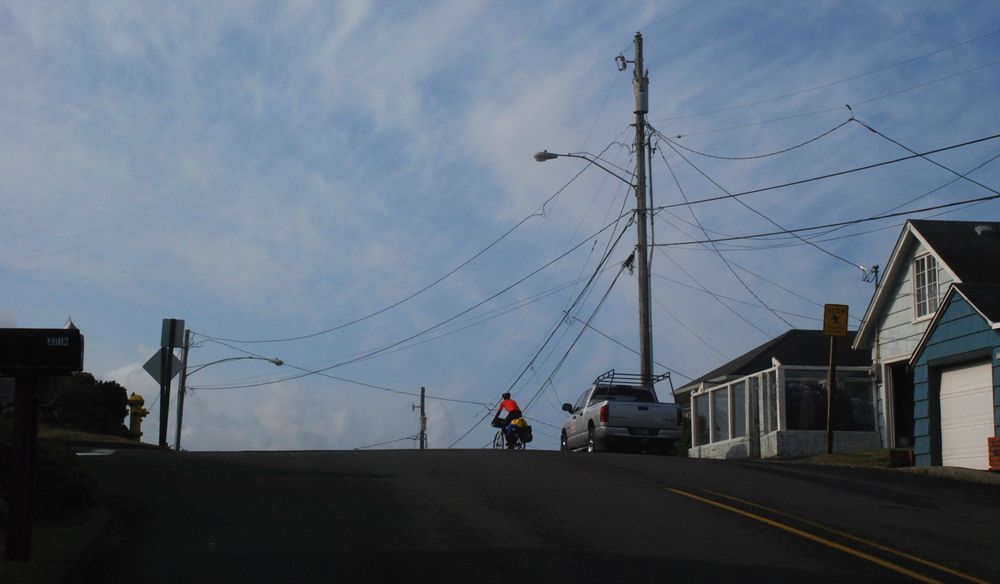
502 392 511 399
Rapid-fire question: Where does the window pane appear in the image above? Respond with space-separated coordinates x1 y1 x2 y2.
732 382 746 437
713 389 729 442
694 393 710 446
784 370 827 431
784 369 876 432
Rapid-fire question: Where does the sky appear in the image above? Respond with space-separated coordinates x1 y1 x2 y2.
2 1 998 451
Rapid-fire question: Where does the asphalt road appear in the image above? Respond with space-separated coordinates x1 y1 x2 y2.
74 449 999 583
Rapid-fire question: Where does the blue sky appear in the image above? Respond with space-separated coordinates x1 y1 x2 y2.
2 1 998 450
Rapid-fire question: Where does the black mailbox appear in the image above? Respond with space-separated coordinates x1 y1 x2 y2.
0 328 84 375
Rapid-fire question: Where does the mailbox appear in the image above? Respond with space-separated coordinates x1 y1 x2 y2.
0 328 84 375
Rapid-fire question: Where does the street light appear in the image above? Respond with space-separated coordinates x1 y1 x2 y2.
534 143 654 387
533 151 636 189
175 352 283 450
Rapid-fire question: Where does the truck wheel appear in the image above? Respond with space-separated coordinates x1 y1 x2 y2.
560 432 569 452
587 428 604 453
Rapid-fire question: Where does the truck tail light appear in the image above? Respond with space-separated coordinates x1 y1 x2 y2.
600 404 608 424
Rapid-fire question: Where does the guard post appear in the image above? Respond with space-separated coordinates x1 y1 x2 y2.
0 326 84 561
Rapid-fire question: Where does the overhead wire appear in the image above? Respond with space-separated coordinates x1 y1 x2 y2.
650 132 1000 210
657 135 796 328
850 117 999 196
706 151 1000 252
666 58 1000 139
655 29 1000 123
198 147 606 345
651 192 1000 248
447 217 635 448
188 212 632 391
664 119 852 160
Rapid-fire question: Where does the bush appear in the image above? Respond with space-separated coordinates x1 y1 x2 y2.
50 373 129 436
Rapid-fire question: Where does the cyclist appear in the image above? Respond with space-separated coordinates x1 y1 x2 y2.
493 392 524 449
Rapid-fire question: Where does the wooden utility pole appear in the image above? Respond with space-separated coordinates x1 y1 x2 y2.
175 329 191 450
417 387 427 449
632 32 653 388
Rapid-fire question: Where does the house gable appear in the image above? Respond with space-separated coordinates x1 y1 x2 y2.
853 220 1000 356
909 287 1000 466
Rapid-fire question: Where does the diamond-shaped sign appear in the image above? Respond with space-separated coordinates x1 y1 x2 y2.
143 348 183 385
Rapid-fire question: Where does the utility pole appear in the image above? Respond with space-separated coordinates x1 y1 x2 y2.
415 387 427 449
175 329 191 450
632 32 654 387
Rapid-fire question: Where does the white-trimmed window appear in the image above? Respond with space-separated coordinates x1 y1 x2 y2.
913 254 938 319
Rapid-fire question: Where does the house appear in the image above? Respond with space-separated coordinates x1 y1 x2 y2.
853 220 1000 469
674 329 875 460
907 284 1000 470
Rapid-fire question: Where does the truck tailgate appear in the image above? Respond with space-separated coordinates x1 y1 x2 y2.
607 403 677 429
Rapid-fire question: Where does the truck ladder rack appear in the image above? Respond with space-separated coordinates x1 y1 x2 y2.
594 369 671 388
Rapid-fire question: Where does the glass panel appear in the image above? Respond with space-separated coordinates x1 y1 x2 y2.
694 393 710 446
784 369 876 431
749 376 760 434
784 369 828 431
732 382 746 437
712 388 729 442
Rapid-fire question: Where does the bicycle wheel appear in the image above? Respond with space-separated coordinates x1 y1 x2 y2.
492 430 505 449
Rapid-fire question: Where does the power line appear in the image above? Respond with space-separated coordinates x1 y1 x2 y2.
708 151 1000 252
664 119 852 160
199 148 604 345
655 29 1000 123
652 192 1000 248
651 132 1000 210
448 220 634 448
193 213 634 391
657 138 795 328
850 117 999 196
667 59 1000 139
562 313 693 381
354 435 418 450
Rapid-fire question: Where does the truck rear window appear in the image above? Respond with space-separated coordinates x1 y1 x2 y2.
591 385 655 403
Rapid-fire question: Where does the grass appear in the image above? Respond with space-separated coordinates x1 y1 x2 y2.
796 449 912 468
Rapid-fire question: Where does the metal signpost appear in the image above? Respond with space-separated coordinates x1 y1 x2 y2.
823 304 849 454
142 319 184 448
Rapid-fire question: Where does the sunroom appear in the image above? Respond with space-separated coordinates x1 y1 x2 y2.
687 362 879 460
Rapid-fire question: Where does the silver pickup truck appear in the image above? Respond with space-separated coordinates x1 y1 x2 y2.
560 371 681 453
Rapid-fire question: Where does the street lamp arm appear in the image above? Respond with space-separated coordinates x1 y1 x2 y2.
186 355 283 378
533 150 636 189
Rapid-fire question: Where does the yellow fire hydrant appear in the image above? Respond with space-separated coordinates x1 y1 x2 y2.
128 393 149 440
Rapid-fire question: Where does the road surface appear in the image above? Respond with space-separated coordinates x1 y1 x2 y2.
75 449 999 583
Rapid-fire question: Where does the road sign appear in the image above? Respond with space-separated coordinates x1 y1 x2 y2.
823 304 849 337
143 348 183 385
161 319 185 348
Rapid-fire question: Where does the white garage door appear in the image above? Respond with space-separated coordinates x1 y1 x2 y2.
940 361 994 470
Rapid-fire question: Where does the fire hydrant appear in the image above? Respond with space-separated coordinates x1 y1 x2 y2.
128 393 149 440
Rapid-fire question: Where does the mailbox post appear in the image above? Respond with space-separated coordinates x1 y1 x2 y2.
0 327 84 562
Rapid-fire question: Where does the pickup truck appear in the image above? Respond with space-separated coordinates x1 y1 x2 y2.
560 371 681 453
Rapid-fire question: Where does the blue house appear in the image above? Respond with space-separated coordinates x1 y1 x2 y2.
908 284 1000 469
853 220 1000 470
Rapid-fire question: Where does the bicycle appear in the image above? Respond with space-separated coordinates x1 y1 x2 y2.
492 419 525 450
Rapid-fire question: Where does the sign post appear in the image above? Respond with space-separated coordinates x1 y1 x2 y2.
155 319 183 448
823 304 848 454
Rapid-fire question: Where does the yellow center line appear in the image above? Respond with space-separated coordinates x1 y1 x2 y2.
701 489 990 584
666 488 943 584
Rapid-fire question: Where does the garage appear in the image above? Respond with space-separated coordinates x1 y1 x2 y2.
939 361 994 470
